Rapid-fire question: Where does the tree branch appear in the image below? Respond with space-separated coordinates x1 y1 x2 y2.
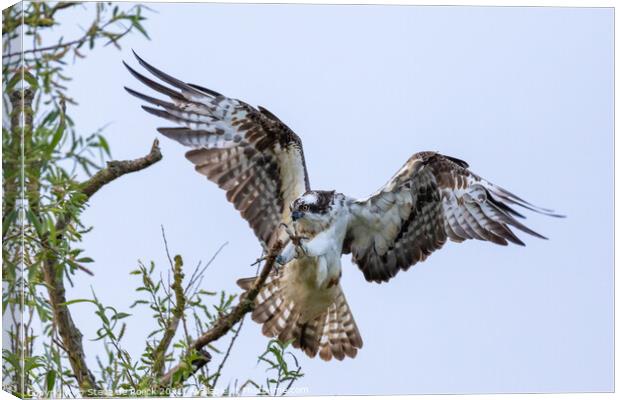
5 37 85 59
79 139 162 199
152 255 186 376
42 140 162 394
154 241 284 390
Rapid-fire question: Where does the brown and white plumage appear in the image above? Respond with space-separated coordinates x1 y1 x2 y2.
125 53 362 360
345 152 563 283
124 51 309 248
125 53 561 361
237 260 362 361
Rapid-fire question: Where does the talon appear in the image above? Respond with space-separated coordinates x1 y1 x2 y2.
280 222 296 238
294 244 306 257
273 255 286 274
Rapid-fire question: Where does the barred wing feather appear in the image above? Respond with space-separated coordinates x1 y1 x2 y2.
345 151 563 283
124 52 310 248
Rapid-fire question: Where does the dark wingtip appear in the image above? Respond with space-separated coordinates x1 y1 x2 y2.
156 127 174 136
132 49 152 70
124 85 140 97
141 104 164 115
156 127 187 141
132 50 157 74
125 86 177 109
129 49 205 98
131 48 142 61
187 83 221 97
122 60 144 80
527 229 547 241
122 61 148 85
509 236 526 246
141 105 169 119
123 60 185 100
528 207 566 219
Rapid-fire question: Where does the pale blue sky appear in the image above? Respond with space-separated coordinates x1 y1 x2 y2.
44 3 613 395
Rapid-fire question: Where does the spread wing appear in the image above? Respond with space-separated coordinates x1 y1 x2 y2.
124 52 310 248
344 151 562 283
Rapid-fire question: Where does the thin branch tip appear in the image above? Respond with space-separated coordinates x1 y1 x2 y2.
151 137 160 152
155 241 284 389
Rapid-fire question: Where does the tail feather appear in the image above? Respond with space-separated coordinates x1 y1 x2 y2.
263 301 295 337
236 276 255 290
335 291 363 358
277 303 300 343
326 305 346 360
318 292 363 361
246 275 281 324
237 274 362 361
295 314 326 358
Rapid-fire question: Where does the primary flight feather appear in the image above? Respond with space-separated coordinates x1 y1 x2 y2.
125 52 562 361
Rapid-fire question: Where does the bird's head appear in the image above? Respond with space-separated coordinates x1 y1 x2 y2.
290 190 345 233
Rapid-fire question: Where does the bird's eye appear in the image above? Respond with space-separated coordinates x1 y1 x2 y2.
300 204 309 212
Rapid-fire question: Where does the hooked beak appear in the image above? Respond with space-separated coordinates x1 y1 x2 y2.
291 210 304 221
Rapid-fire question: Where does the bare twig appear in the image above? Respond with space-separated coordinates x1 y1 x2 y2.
5 37 86 59
184 241 228 294
282 366 302 396
238 379 260 396
160 225 174 268
211 316 245 388
154 241 284 389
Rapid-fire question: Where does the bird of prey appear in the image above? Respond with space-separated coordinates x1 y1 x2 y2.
124 52 561 361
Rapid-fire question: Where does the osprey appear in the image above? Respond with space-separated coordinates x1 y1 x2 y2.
125 52 561 361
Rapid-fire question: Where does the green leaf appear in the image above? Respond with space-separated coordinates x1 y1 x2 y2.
23 70 39 89
97 135 111 156
47 112 66 157
111 312 131 320
5 73 21 92
40 109 59 126
25 209 45 236
46 217 57 245
129 299 148 308
2 209 17 237
59 298 96 307
118 323 127 341
45 370 56 393
132 20 150 40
